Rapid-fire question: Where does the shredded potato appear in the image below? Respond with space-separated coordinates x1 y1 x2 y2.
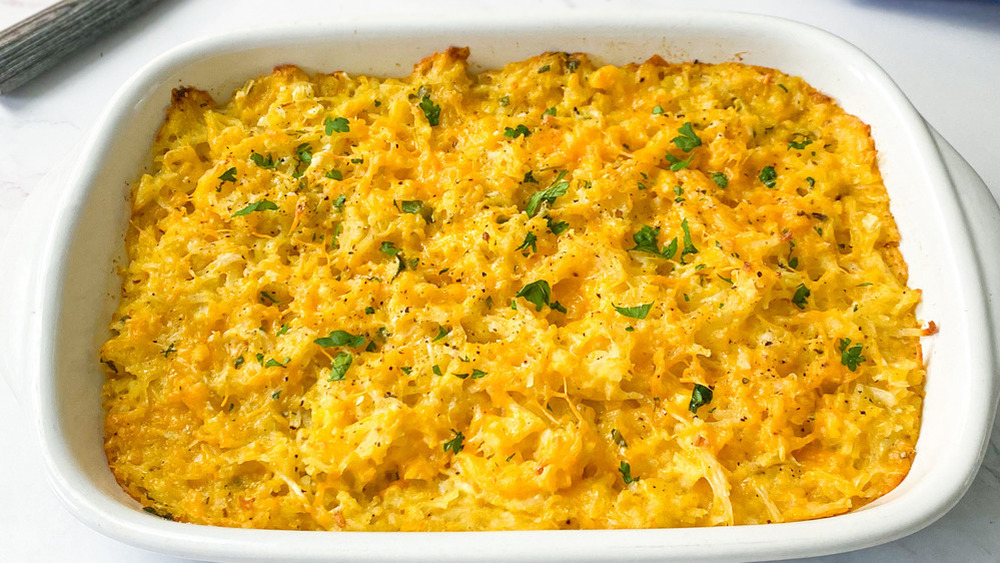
101 48 926 530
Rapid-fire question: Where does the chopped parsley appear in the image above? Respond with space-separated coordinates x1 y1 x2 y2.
295 142 312 164
652 105 664 115
522 171 538 184
546 216 569 235
680 219 698 259
314 330 366 348
432 325 451 342
711 172 728 188
443 430 465 453
629 225 677 259
432 364 443 376
759 166 778 188
537 64 551 73
525 171 569 217
788 138 813 150
611 429 628 448
161 343 175 358
504 124 531 138
665 153 694 171
619 461 638 484
264 357 290 368
614 302 653 320
276 323 290 336
259 291 279 304
672 122 702 152
234 356 245 369
400 200 433 222
365 306 376 315
455 369 487 380
689 384 713 414
542 107 556 117
419 94 441 126
232 199 278 217
249 152 276 169
792 283 810 309
839 338 866 372
401 367 413 374
325 116 350 134
400 199 423 213
551 301 567 314
499 95 510 106
218 167 237 183
325 169 343 180
328 352 352 381
380 241 401 256
333 194 347 212
517 232 538 253
272 389 281 400
516 279 552 311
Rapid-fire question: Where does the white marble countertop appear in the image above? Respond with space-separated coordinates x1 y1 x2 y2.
1 0 998 561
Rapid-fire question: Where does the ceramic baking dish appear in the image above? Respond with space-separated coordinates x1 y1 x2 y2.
2 11 999 562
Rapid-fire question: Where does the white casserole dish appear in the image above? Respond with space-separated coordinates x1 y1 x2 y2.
2 10 999 562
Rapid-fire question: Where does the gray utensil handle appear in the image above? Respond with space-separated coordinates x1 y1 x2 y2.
0 0 162 94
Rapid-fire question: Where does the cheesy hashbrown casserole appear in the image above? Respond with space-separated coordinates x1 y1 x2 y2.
101 48 928 530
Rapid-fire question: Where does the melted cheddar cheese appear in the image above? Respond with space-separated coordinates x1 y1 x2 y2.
101 48 926 530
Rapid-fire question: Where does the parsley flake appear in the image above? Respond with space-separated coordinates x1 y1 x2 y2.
380 241 401 256
792 283 810 309
619 461 638 484
432 365 443 376
611 429 628 448
232 199 278 217
264 357 290 368
314 330 366 348
681 219 698 258
504 124 531 138
218 167 237 183
249 152 276 169
711 172 728 188
759 166 778 188
546 216 569 235
517 232 538 253
433 325 451 342
525 170 569 217
689 384 713 414
325 116 350 134
839 338 866 372
665 153 694 171
542 107 556 117
516 279 552 311
652 105 664 115
672 122 702 152
325 169 343 181
788 138 813 150
443 430 465 453
419 94 441 126
328 352 352 381
614 302 653 319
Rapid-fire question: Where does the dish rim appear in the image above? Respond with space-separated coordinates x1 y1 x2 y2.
9 10 997 562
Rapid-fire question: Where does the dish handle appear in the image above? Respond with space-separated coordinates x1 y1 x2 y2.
929 126 1000 397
